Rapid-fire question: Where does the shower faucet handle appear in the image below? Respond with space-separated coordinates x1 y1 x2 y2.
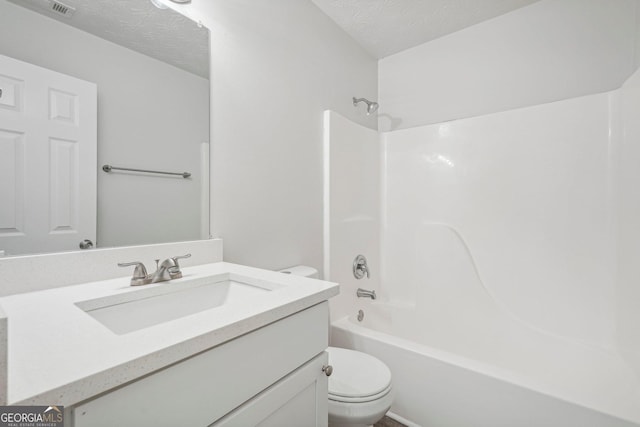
353 254 370 279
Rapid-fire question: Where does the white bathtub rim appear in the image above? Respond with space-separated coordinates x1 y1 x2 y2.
331 316 640 425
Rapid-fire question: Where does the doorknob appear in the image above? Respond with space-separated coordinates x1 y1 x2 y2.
79 239 94 249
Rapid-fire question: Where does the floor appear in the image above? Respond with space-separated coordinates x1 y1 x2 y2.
374 416 407 427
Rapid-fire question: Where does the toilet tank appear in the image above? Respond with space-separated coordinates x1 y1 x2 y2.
279 265 319 279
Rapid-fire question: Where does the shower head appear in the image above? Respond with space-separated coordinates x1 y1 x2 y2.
353 97 379 115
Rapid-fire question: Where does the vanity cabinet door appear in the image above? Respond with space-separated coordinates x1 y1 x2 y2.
212 352 328 427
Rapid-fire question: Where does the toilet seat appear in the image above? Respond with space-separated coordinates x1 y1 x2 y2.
329 384 392 403
327 347 392 403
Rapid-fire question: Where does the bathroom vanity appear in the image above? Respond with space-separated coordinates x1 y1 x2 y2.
0 245 338 426
73 301 330 427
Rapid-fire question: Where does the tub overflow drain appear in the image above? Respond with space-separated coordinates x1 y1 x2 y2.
357 310 364 322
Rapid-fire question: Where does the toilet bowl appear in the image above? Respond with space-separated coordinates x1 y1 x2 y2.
327 346 393 427
279 266 394 427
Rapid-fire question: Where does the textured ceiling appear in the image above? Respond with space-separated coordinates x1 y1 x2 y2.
7 0 209 78
311 0 541 58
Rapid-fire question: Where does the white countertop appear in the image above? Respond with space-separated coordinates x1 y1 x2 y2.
0 262 338 406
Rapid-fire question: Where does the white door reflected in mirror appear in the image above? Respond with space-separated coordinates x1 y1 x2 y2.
0 54 97 256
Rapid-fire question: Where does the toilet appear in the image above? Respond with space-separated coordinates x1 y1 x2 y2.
280 266 394 427
326 346 394 427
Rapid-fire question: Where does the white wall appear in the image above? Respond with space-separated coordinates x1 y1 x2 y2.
0 1 208 248
173 0 378 272
323 111 380 320
378 0 639 130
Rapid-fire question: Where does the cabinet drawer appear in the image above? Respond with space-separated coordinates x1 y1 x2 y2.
73 302 328 427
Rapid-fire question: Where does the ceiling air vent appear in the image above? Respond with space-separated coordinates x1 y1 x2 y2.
49 0 75 17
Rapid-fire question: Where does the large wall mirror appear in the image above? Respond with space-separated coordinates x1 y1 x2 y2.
0 0 210 257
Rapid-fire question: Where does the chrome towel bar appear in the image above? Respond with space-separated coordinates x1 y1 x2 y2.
102 164 191 178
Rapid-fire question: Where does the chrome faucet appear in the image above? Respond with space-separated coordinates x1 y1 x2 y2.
150 254 191 283
118 254 191 286
356 288 376 299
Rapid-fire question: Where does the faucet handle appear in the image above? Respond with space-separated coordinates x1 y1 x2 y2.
157 254 191 280
353 254 370 279
171 253 191 270
118 261 149 286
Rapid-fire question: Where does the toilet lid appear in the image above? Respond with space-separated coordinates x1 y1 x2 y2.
327 347 392 400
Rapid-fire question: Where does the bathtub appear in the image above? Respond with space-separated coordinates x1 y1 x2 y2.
330 300 640 427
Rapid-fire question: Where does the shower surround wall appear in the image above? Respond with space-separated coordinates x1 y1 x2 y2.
618 64 640 358
375 0 640 356
323 111 380 321
381 93 617 349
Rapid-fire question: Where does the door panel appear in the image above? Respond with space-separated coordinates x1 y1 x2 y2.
0 129 24 235
49 137 78 233
0 72 23 112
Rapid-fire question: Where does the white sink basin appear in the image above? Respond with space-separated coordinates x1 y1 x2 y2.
76 273 278 334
